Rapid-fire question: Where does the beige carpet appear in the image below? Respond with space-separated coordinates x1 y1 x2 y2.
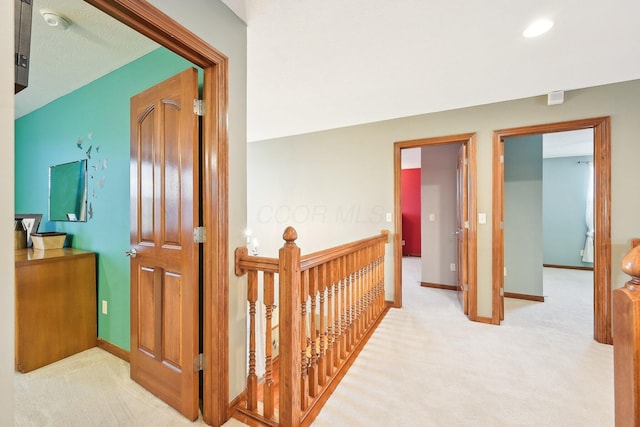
14 347 215 426
15 259 612 426
311 259 613 426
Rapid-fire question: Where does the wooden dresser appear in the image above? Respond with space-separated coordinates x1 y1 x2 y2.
15 248 97 373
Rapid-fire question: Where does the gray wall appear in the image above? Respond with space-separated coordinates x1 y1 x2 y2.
543 155 594 267
504 135 543 296
421 144 459 285
247 79 640 319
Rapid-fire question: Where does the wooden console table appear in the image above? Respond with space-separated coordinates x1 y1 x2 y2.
15 248 97 373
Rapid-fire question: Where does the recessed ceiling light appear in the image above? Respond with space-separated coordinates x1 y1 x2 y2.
523 19 554 38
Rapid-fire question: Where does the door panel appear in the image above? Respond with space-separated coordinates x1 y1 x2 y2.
162 272 183 368
138 267 156 353
456 144 469 314
130 67 200 420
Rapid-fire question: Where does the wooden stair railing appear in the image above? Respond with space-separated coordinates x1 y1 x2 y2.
234 227 390 426
613 238 640 427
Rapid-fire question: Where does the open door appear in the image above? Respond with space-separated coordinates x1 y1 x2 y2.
456 144 469 314
128 67 200 420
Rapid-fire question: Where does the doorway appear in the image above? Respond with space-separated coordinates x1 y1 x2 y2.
393 133 478 320
87 0 230 425
492 117 611 344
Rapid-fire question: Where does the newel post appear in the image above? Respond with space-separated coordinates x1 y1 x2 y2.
613 242 640 427
279 226 302 427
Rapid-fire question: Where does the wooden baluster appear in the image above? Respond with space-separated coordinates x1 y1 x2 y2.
353 255 362 342
364 250 372 328
376 251 381 309
349 253 357 349
355 252 362 339
318 263 327 387
347 253 355 353
343 254 350 353
370 247 378 320
370 256 376 317
353 253 360 345
326 260 336 377
247 270 258 411
361 261 369 333
378 249 385 313
339 256 348 360
363 250 371 329
377 253 384 312
332 259 341 371
614 243 640 427
372 250 378 315
365 249 371 327
278 227 302 427
308 267 319 398
300 269 310 411
263 272 275 419
359 248 367 336
370 248 376 321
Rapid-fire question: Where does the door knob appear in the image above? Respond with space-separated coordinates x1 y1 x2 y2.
125 248 137 258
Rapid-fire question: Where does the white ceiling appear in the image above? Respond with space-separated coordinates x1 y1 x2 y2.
233 0 640 142
542 129 593 158
15 0 640 145
14 0 158 118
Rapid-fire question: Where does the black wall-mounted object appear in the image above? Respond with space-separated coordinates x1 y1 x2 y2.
15 0 33 94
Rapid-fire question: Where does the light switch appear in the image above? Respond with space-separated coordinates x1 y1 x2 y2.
429 213 436 222
478 213 487 224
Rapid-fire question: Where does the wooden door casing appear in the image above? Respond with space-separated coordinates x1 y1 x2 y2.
86 1 231 424
492 117 611 343
130 67 200 420
456 144 469 314
393 133 477 320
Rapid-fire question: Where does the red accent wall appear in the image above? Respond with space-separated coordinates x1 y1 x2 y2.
401 168 421 256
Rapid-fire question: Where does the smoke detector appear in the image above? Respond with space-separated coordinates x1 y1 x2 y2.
40 9 71 31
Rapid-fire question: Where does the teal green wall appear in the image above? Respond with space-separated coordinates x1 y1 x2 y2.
15 48 198 351
504 135 543 296
543 155 593 267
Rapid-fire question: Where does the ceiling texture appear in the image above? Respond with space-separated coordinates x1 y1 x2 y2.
14 0 157 118
15 0 640 144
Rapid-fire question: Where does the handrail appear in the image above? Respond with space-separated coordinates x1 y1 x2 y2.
235 230 389 275
235 247 279 275
300 230 389 271
234 226 390 426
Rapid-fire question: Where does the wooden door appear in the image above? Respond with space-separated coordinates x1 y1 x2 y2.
456 144 469 314
129 68 200 420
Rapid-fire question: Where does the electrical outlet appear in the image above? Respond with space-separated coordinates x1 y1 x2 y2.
450 263 456 272
101 300 108 315
580 249 584 256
